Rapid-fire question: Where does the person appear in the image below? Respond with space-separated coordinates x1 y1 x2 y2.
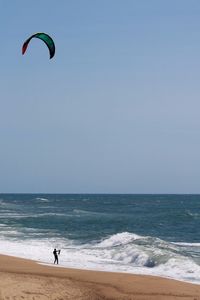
53 248 59 264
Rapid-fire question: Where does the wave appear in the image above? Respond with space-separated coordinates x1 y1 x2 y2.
28 212 67 217
97 232 142 248
91 233 200 282
0 199 13 208
0 231 200 284
174 242 200 246
35 197 50 202
73 209 108 217
0 212 67 219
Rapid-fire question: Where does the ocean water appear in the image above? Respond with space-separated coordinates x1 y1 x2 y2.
0 194 200 284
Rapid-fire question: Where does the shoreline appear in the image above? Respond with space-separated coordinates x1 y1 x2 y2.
39 261 200 286
0 254 200 299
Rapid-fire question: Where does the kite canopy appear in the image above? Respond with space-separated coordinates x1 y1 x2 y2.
22 33 55 59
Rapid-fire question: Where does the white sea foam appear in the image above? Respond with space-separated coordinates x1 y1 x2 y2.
0 232 200 284
28 213 67 217
0 212 68 219
73 209 106 216
173 242 200 247
0 199 6 206
97 232 141 247
35 197 49 202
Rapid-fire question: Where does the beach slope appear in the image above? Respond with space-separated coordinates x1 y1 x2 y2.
0 254 199 299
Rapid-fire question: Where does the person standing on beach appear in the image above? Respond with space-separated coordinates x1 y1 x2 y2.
53 248 59 264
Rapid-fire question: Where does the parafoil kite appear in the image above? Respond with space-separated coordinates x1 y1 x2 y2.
22 33 55 59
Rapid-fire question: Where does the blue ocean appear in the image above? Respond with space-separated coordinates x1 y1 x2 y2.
0 194 200 283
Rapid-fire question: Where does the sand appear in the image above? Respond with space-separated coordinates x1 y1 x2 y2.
0 255 199 299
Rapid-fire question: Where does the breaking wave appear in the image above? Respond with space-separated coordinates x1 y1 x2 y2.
0 232 200 284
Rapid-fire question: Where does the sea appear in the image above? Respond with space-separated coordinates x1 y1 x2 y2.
0 194 200 284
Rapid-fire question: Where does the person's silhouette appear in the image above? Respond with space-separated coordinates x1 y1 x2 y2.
53 248 59 264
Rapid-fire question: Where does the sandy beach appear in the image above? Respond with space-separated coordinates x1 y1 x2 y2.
0 255 199 300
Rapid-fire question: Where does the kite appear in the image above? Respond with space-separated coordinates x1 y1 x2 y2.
22 33 55 59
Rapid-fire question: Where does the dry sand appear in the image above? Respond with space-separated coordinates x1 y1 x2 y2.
0 254 199 299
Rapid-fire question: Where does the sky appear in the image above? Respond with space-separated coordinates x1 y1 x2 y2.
1 0 200 193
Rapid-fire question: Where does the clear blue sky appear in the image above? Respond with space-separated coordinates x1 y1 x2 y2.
1 0 200 193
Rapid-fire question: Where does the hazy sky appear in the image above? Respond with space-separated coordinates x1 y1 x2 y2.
1 0 200 193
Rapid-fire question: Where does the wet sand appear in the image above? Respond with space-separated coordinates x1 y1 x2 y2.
0 254 200 299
